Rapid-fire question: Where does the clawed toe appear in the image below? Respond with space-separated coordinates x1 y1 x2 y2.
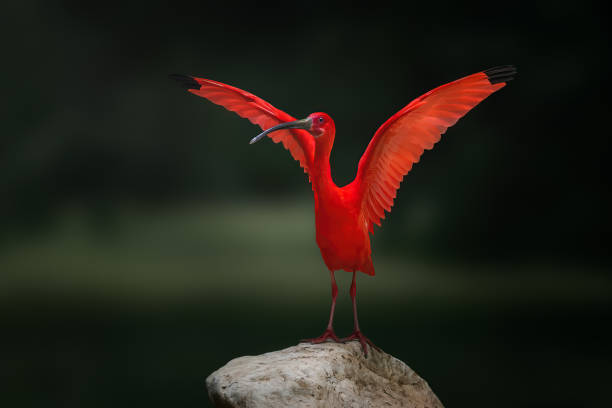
301 329 341 344
340 331 380 356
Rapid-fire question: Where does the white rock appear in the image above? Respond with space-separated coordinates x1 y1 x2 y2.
206 342 444 408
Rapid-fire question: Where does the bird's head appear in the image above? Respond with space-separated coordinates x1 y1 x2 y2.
249 112 335 145
307 112 334 138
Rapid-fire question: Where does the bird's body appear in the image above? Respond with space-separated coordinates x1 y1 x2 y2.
171 66 516 353
314 178 375 276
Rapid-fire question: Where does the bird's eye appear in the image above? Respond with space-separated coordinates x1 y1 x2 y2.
318 117 324 123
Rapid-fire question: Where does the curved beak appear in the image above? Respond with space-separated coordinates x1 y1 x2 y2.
249 117 312 144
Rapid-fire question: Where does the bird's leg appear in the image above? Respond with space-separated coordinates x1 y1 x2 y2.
341 271 380 355
301 270 341 344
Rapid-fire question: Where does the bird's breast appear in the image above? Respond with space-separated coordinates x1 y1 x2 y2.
314 192 371 272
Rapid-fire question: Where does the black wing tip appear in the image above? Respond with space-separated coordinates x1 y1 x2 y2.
169 74 200 90
484 65 517 84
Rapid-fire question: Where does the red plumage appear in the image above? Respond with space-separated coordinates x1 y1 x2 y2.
171 66 516 353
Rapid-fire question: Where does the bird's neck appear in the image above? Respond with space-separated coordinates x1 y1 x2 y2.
312 134 336 192
313 155 332 190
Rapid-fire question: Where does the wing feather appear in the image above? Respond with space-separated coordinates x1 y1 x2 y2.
171 74 314 176
352 66 516 232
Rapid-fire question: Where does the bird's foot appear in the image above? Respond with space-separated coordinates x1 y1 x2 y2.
301 328 341 344
341 330 380 356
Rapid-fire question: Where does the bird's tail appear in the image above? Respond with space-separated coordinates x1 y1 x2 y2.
361 260 375 276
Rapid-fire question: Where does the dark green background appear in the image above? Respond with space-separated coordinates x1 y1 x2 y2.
2 1 610 407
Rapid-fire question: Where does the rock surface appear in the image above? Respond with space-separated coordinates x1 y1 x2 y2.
206 342 444 408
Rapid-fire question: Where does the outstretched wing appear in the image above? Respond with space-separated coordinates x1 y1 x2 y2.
171 74 315 176
351 66 516 233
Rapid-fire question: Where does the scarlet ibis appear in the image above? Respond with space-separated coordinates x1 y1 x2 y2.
171 66 516 354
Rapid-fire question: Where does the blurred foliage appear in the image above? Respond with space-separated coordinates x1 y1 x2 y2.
3 202 610 303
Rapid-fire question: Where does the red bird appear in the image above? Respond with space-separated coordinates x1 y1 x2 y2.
171 66 516 354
